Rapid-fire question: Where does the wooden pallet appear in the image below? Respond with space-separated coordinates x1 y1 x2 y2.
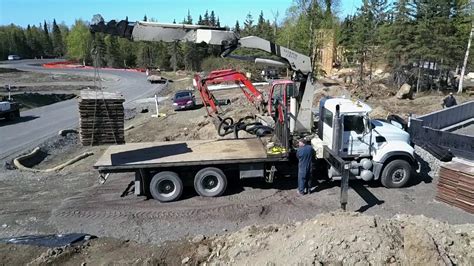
79 90 125 146
436 160 474 214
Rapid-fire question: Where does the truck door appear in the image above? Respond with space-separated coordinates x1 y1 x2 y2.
268 84 281 116
341 114 371 156
322 108 334 149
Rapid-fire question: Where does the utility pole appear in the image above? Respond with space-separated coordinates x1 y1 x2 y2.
458 1 474 94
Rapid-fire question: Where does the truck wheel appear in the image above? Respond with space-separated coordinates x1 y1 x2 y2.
381 159 412 188
149 171 183 202
6 112 16 121
194 167 227 197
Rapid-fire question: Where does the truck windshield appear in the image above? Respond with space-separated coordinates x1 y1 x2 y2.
343 115 365 134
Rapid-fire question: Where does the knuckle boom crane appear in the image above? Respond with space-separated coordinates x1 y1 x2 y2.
91 15 418 204
90 14 316 134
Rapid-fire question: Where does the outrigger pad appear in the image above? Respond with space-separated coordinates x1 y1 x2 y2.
0 233 96 247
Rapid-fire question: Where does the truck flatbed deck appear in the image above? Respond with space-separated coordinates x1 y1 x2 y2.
94 138 286 172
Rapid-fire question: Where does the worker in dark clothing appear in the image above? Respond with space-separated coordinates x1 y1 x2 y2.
296 138 314 195
442 92 457 108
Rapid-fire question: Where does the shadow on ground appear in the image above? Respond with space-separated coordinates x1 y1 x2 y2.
0 115 39 126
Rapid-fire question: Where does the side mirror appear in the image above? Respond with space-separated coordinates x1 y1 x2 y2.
363 116 371 134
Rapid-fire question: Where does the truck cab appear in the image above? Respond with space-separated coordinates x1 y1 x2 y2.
313 97 417 188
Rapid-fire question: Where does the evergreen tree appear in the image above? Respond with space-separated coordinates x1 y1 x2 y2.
349 0 388 81
52 19 64 57
42 20 53 56
143 15 148 21
243 12 254 36
210 11 216 26
105 35 122 67
255 11 273 40
203 10 210 26
182 12 199 70
25 24 44 58
234 20 241 34
185 9 193 24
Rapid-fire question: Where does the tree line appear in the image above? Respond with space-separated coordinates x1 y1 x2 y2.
339 0 473 92
0 1 472 91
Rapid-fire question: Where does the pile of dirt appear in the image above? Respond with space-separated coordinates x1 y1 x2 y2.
198 212 474 265
3 212 470 265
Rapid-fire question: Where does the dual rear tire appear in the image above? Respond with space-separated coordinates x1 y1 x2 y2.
149 167 227 202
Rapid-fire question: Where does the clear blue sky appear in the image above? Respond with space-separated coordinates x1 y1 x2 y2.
0 0 363 27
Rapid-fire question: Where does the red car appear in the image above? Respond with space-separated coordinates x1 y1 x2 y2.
172 90 196 111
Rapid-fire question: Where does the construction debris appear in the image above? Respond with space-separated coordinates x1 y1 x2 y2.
436 160 474 214
79 90 125 145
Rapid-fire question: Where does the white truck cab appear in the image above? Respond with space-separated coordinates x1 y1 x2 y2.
312 97 417 188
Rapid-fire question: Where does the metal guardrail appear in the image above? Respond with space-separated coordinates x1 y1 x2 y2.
410 101 474 160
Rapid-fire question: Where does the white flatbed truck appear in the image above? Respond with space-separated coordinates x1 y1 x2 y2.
91 17 419 205
94 138 292 202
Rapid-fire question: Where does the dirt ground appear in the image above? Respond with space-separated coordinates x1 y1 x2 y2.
0 68 96 93
0 68 101 110
1 70 473 264
0 212 472 265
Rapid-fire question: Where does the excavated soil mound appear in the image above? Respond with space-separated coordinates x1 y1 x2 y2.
0 213 472 265
202 212 474 265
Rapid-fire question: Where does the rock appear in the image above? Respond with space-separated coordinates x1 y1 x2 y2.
348 235 357 242
196 244 211 258
227 248 241 258
374 69 384 76
396 83 412 99
181 257 190 264
192 234 205 243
